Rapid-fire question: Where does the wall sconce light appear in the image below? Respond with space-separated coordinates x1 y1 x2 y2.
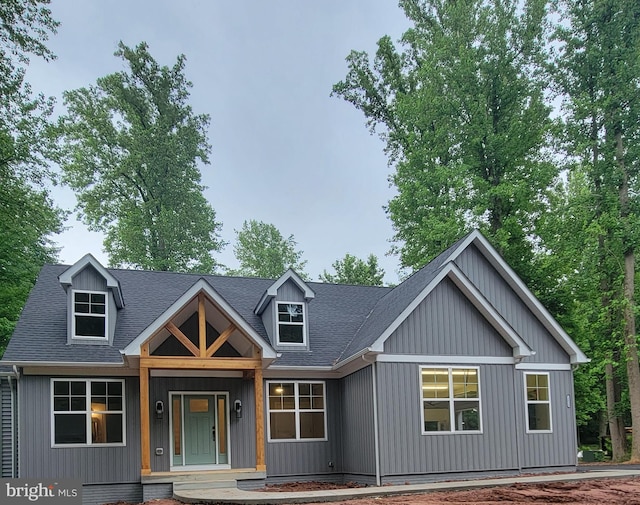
155 400 164 419
234 399 242 419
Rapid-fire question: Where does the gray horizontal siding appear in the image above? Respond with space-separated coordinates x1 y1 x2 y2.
454 246 569 363
376 362 519 476
340 366 375 477
385 277 513 357
19 375 140 484
266 380 342 477
149 376 255 471
141 483 172 501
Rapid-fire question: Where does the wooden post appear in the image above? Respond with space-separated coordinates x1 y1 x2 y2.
140 366 151 475
198 293 206 357
254 366 266 471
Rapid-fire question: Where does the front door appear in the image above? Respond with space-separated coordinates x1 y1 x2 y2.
171 392 229 468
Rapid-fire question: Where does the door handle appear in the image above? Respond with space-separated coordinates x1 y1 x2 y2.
212 425 216 442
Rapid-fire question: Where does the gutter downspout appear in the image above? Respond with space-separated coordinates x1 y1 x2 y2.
362 355 381 486
512 362 523 473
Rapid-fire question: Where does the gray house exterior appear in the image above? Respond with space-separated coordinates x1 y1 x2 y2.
0 231 588 504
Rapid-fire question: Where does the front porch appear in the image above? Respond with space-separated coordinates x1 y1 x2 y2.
128 287 276 478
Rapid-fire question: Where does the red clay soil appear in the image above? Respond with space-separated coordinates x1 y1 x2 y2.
104 476 640 505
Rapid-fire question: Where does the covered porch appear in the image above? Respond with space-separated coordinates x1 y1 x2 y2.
123 284 276 479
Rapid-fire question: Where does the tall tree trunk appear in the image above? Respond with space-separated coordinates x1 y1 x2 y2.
605 361 628 461
618 131 640 461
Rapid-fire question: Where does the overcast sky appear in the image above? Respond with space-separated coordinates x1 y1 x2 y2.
27 1 411 283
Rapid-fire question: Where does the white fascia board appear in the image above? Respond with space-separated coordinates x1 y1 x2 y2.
58 254 125 308
122 278 276 359
367 262 533 359
377 354 515 365
2 360 125 367
515 363 572 371
254 269 315 315
449 232 589 365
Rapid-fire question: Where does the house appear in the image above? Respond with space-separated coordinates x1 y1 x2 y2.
0 231 588 505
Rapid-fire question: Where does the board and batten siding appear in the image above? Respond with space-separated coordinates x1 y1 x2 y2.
1 377 17 477
276 281 305 302
149 376 255 471
376 362 519 478
518 370 578 468
19 375 140 484
266 380 342 478
385 277 513 356
454 245 569 363
340 366 376 477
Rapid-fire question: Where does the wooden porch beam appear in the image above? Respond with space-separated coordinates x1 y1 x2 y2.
198 293 206 357
140 366 151 475
205 323 236 358
140 356 261 370
254 366 265 471
165 322 199 357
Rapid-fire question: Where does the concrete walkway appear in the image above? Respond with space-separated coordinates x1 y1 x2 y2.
175 468 640 504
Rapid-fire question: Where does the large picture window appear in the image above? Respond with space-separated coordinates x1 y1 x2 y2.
73 290 107 339
267 381 326 441
421 367 481 433
52 379 125 446
525 373 552 432
276 302 305 345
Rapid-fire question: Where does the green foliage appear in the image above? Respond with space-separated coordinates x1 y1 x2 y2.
0 0 63 356
333 0 555 286
550 0 640 460
319 253 385 286
53 41 223 273
228 220 308 279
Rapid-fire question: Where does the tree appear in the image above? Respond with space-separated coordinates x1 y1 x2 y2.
229 220 307 279
319 253 385 286
333 0 554 286
553 0 640 461
0 0 63 355
53 42 223 273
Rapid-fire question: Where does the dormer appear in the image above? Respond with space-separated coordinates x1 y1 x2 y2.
58 254 124 345
254 269 315 350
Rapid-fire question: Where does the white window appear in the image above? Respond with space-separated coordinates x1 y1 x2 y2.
525 373 552 432
276 302 305 345
267 381 326 441
421 367 481 433
51 379 125 446
73 290 107 339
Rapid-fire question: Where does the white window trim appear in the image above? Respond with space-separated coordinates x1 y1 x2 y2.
524 372 553 433
420 366 482 435
51 378 126 447
266 380 327 442
275 301 307 347
72 289 108 341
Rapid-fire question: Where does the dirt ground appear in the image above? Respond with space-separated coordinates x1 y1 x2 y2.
104 476 640 505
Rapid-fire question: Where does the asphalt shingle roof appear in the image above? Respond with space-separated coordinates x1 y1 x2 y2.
2 265 393 367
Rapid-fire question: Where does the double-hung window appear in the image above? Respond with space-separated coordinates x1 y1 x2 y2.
52 379 125 446
277 302 305 345
525 373 552 432
421 367 481 433
73 290 107 339
267 381 326 441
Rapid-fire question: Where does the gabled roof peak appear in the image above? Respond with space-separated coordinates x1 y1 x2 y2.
58 254 124 308
254 268 315 315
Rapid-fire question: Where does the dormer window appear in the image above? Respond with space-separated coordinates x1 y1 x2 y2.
277 302 305 345
73 290 107 339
